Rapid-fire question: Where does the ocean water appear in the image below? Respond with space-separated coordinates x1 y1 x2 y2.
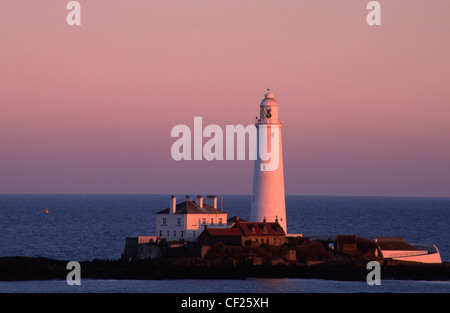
1 194 449 293
1 278 449 293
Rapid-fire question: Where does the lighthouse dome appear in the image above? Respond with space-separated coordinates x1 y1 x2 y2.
260 90 278 106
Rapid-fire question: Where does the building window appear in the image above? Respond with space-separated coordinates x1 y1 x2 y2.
181 231 184 237
174 231 176 237
218 218 222 225
193 231 196 237
167 231 169 236
211 218 214 224
160 231 162 236
177 218 181 225
202 218 206 224
162 218 167 225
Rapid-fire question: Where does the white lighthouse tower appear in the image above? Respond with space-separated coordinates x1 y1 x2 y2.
250 90 287 233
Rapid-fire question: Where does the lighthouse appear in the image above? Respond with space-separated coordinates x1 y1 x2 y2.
250 90 287 232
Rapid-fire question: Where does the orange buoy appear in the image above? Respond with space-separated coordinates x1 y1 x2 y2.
45 208 49 214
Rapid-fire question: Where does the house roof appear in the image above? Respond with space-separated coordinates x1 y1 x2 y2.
237 221 285 236
204 227 242 237
200 220 286 238
156 201 227 215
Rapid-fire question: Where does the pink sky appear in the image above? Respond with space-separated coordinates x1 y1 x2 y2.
1 1 449 196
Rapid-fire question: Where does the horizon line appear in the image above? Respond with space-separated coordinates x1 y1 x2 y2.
1 193 449 199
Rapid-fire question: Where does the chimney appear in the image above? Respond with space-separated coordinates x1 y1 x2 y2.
206 195 218 209
196 195 203 208
170 195 176 214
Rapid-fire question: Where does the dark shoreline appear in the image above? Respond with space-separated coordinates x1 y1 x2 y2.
1 256 449 282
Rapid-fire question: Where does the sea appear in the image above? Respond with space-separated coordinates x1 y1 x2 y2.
0 194 449 293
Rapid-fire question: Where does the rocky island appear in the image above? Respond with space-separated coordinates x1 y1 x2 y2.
1 238 449 282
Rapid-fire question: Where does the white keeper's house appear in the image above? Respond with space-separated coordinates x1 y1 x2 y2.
156 195 228 242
